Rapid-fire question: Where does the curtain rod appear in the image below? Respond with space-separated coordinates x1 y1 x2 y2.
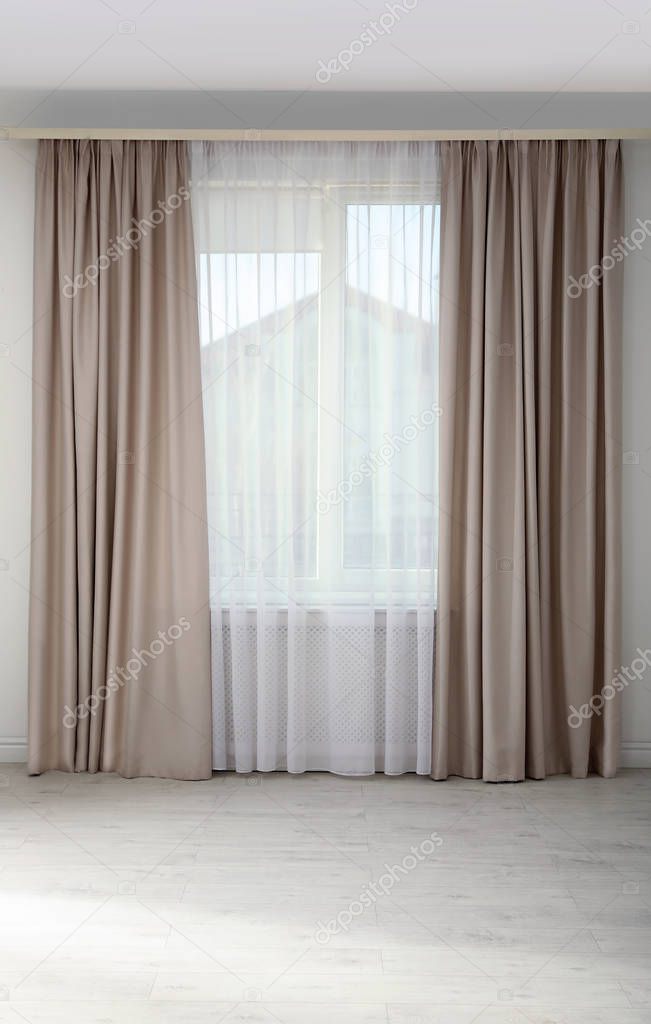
5 127 651 141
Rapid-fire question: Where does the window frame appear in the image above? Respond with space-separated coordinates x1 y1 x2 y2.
200 182 440 606
313 184 440 602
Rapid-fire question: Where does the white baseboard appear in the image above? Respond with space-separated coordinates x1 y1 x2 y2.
0 737 27 763
2 737 650 769
620 741 651 769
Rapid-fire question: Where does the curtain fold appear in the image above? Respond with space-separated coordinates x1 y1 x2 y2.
191 141 440 774
28 140 212 780
433 140 622 781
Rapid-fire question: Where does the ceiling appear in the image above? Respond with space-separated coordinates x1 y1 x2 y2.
0 0 650 93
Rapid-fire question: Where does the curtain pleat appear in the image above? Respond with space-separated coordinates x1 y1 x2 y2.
28 140 212 779
433 140 622 781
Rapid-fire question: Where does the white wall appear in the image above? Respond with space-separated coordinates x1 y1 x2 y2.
621 141 651 767
0 140 36 761
0 139 649 767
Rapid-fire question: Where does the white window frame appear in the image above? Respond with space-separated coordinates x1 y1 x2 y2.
200 182 440 606
312 184 439 603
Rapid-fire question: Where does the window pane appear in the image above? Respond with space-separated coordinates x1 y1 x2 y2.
200 251 320 585
343 203 440 571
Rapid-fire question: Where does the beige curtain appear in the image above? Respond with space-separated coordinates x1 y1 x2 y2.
433 140 622 781
28 140 212 779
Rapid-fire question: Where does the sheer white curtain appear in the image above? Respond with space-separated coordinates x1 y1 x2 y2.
191 141 440 774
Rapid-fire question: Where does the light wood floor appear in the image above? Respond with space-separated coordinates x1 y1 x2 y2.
0 765 650 1022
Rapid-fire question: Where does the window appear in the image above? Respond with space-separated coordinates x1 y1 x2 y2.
198 176 440 604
